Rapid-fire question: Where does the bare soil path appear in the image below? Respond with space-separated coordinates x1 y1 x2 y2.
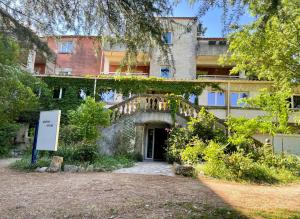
0 164 299 218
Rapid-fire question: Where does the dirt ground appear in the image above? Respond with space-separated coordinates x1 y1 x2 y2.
0 165 300 219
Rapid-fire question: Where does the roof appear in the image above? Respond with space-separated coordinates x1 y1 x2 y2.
41 35 99 39
197 37 227 41
158 16 197 20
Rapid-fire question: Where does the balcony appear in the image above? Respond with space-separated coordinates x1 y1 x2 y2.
197 75 241 80
106 72 149 77
197 42 228 56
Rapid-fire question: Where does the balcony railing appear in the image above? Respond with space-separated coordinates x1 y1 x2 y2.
197 43 228 56
197 75 241 80
107 72 149 77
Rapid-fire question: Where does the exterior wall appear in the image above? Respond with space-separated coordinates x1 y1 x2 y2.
198 80 272 109
109 65 149 74
253 134 300 156
149 18 198 79
46 36 103 76
98 112 187 155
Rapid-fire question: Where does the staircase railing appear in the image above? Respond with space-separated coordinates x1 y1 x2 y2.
109 94 203 123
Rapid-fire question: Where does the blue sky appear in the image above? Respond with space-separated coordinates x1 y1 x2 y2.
173 2 254 37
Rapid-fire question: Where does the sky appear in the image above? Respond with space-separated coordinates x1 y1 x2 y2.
173 1 254 37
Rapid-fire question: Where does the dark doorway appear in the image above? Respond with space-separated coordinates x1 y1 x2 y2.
153 128 168 161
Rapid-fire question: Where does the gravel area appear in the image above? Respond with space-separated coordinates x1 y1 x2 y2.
0 162 299 218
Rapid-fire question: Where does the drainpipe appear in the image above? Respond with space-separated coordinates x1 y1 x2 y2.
227 81 231 136
94 39 105 100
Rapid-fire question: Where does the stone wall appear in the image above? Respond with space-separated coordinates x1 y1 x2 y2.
97 112 187 155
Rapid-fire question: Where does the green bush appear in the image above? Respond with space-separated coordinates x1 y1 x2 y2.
166 126 189 163
181 138 206 165
71 143 98 163
201 141 230 179
224 151 278 183
54 144 75 163
199 141 300 184
59 125 84 146
0 122 20 157
187 108 226 143
166 108 226 164
67 97 110 142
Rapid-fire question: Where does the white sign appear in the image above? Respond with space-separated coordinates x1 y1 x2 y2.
36 110 61 151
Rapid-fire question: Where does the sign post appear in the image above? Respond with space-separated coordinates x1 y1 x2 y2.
31 110 61 164
31 121 39 165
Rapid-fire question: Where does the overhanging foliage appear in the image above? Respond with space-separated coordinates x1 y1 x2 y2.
40 75 220 96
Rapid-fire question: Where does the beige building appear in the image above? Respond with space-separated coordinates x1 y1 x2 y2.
26 17 300 159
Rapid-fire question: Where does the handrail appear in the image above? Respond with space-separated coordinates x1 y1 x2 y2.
107 72 149 76
197 75 240 79
108 94 226 130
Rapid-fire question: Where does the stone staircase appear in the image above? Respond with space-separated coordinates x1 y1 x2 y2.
109 94 201 124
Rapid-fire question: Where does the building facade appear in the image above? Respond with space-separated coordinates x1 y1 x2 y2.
26 17 300 158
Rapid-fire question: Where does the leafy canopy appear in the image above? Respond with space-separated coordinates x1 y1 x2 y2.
221 0 300 84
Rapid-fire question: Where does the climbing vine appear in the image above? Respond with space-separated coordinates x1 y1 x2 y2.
39 75 220 123
166 94 180 124
41 75 219 96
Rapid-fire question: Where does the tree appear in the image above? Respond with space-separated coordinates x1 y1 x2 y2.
0 0 174 62
68 97 111 142
219 0 300 85
0 34 19 65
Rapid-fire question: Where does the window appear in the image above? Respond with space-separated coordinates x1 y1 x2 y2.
100 90 115 103
208 40 216 45
219 41 227 45
79 89 87 100
293 95 300 108
160 66 171 78
208 92 225 106
58 70 72 76
231 92 248 107
162 32 172 44
188 94 197 104
53 88 65 99
56 68 72 76
58 41 73 53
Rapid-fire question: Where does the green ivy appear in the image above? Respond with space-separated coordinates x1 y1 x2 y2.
40 76 220 123
41 75 219 96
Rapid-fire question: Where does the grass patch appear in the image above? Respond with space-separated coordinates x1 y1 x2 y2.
9 153 135 172
162 201 300 219
10 155 51 171
247 209 300 219
163 201 245 219
195 163 300 185
93 155 135 171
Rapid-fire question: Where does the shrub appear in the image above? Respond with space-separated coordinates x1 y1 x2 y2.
59 125 84 146
72 143 98 163
181 138 206 165
0 122 20 157
224 150 278 183
166 126 189 163
67 97 110 142
187 108 226 143
54 144 75 163
166 108 227 164
201 141 230 179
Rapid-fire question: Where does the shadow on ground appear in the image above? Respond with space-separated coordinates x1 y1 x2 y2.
1 160 299 218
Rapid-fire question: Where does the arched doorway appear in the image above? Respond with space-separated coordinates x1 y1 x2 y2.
144 122 170 161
